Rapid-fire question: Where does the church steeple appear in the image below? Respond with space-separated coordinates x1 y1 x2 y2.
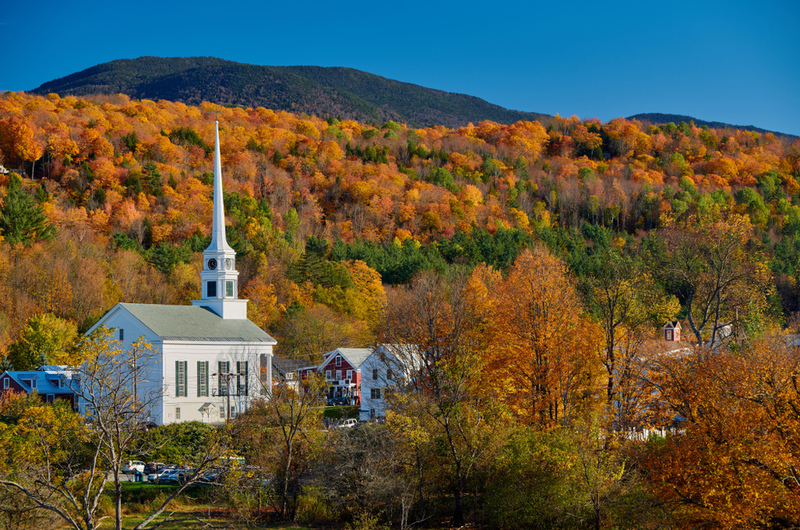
209 122 234 254
192 121 248 319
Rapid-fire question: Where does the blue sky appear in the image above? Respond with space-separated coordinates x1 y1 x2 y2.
2 0 798 135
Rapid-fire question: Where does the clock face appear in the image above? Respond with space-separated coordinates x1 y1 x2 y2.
225 258 233 270
208 258 218 270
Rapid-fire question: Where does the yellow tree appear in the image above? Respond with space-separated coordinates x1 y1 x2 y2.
0 393 91 530
583 248 679 432
344 259 386 332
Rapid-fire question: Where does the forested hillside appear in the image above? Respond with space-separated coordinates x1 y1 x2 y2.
0 91 799 340
3 91 800 527
29 57 551 128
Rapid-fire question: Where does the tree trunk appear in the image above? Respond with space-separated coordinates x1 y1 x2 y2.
114 470 122 530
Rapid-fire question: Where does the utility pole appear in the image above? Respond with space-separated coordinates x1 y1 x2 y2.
212 371 243 424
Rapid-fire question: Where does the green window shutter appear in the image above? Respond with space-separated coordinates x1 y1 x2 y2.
176 361 187 397
236 361 248 396
218 361 229 395
197 361 208 397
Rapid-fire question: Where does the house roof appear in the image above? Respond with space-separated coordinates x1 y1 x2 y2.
112 303 276 343
272 356 307 374
1 367 78 395
323 347 374 369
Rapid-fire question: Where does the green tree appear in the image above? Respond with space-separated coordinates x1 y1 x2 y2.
0 175 56 245
7 313 79 370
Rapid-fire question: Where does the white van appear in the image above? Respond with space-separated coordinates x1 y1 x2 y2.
122 460 146 473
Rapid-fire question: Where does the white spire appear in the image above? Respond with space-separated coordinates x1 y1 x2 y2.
208 121 234 253
192 121 248 319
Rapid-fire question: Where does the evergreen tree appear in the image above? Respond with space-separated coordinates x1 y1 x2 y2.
0 175 56 245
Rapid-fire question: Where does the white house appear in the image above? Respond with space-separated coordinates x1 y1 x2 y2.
358 344 419 421
87 122 276 425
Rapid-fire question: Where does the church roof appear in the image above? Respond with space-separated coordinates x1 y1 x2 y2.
117 303 276 343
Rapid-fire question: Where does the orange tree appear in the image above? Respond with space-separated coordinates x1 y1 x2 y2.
642 330 800 528
483 246 604 428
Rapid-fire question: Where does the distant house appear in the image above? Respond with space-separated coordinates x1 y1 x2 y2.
301 347 374 406
359 344 419 421
663 321 681 342
272 356 307 389
0 366 80 410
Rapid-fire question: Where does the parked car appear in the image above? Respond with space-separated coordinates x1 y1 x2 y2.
147 465 177 483
336 418 358 429
159 467 195 484
122 460 145 473
144 462 166 474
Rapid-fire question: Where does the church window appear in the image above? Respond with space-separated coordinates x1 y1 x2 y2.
207 281 217 298
175 361 187 397
218 361 229 395
226 280 234 297
198 361 209 397
236 361 248 396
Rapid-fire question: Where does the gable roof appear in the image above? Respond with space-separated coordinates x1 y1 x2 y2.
1 367 78 395
323 347 373 369
100 303 276 343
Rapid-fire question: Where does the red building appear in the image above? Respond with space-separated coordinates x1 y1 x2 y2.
300 348 373 406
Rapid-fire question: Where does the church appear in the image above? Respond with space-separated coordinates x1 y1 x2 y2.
88 122 276 425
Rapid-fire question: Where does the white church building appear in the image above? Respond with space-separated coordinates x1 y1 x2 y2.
88 122 276 425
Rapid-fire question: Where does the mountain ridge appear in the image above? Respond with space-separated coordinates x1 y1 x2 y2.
30 57 551 128
29 57 795 137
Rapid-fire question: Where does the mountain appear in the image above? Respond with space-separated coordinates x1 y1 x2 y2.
626 112 794 138
30 57 551 128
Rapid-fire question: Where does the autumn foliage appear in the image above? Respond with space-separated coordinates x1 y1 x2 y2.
2 90 800 527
